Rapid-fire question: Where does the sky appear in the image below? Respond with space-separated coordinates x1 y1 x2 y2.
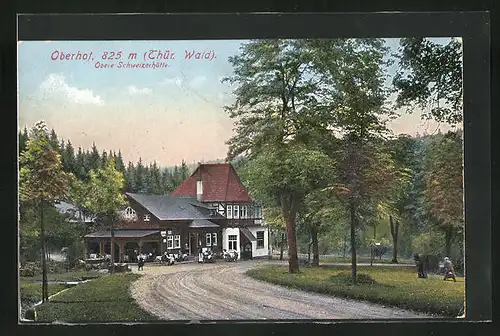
17 38 459 167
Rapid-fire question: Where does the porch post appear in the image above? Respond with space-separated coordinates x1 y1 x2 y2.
119 240 125 263
138 240 143 254
99 241 104 256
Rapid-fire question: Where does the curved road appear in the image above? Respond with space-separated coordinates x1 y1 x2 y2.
130 260 432 320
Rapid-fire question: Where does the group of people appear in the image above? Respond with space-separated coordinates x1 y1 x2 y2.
414 254 457 282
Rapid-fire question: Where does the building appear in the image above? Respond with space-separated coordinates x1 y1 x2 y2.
84 163 269 261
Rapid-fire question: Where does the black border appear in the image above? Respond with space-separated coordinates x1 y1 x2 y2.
3 10 494 336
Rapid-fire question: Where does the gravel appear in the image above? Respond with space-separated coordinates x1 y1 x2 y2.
129 260 433 320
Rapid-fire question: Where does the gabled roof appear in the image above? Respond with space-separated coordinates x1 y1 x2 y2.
170 163 252 202
126 193 224 222
54 201 95 223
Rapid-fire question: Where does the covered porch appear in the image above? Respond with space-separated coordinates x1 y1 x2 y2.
84 229 161 263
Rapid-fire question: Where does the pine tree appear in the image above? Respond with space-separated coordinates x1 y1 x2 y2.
48 129 59 151
88 142 101 171
63 141 76 175
180 160 190 181
101 150 108 167
19 127 29 154
161 168 173 193
75 147 87 180
125 162 136 192
115 150 126 173
134 158 146 193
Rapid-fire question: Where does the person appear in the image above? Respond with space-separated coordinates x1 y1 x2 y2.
443 257 457 282
414 253 427 278
138 257 145 271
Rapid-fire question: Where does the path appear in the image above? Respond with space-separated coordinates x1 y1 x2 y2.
130 260 431 320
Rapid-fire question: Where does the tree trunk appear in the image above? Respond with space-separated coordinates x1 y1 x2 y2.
444 227 453 257
279 234 284 261
284 215 299 273
390 215 399 264
343 232 347 258
349 203 357 285
40 201 49 302
110 218 115 274
311 226 319 267
281 195 299 274
373 224 376 240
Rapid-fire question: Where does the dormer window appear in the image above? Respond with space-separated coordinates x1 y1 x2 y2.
144 214 151 222
124 206 136 219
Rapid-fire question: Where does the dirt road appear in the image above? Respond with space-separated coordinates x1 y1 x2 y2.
130 260 432 320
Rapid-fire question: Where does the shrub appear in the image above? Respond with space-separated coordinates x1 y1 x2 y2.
330 272 378 285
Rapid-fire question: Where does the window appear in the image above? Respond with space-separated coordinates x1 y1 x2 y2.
144 214 151 222
241 206 248 219
206 233 212 246
166 235 173 249
233 205 239 219
173 235 181 249
228 235 237 250
226 205 233 219
212 233 217 246
254 205 262 219
256 231 265 249
124 207 136 219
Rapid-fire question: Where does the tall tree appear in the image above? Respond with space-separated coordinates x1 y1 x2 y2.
424 131 463 257
243 144 334 273
115 150 126 173
84 158 127 267
19 127 29 153
19 121 73 302
392 37 463 124
88 142 101 171
309 38 391 284
224 39 325 273
125 162 136 192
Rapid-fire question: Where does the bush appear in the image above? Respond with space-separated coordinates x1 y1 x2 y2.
330 272 377 285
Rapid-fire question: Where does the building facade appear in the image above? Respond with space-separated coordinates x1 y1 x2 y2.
84 163 269 261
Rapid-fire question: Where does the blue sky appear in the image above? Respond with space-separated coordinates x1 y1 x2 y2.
18 38 457 167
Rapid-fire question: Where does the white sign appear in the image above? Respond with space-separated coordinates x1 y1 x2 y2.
167 230 172 235
160 231 166 237
163 239 167 243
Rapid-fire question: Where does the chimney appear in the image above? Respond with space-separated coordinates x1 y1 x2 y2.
196 165 203 202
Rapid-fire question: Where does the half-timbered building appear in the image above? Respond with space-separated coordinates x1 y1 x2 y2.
84 163 268 261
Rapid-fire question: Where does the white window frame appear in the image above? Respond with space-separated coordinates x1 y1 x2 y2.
233 205 239 219
212 233 217 246
173 235 181 249
241 206 247 219
206 233 212 246
125 206 136 219
144 214 151 222
256 231 265 249
226 204 233 219
166 235 174 249
228 234 237 250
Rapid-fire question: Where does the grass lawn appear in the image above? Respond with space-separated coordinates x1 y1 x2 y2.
20 270 105 283
320 257 413 264
20 281 67 306
35 273 158 322
246 265 464 317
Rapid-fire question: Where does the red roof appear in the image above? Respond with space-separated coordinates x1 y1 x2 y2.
171 163 253 203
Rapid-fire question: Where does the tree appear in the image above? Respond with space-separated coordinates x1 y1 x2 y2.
309 38 391 284
83 158 127 268
392 37 463 124
19 121 73 302
298 189 344 266
224 39 330 273
19 127 29 154
424 131 463 257
88 142 101 171
242 144 334 273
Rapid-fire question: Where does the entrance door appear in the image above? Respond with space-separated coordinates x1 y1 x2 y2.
189 233 198 255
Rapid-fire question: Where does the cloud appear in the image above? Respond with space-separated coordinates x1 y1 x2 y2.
189 76 207 88
160 77 183 87
127 85 152 95
39 73 103 105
